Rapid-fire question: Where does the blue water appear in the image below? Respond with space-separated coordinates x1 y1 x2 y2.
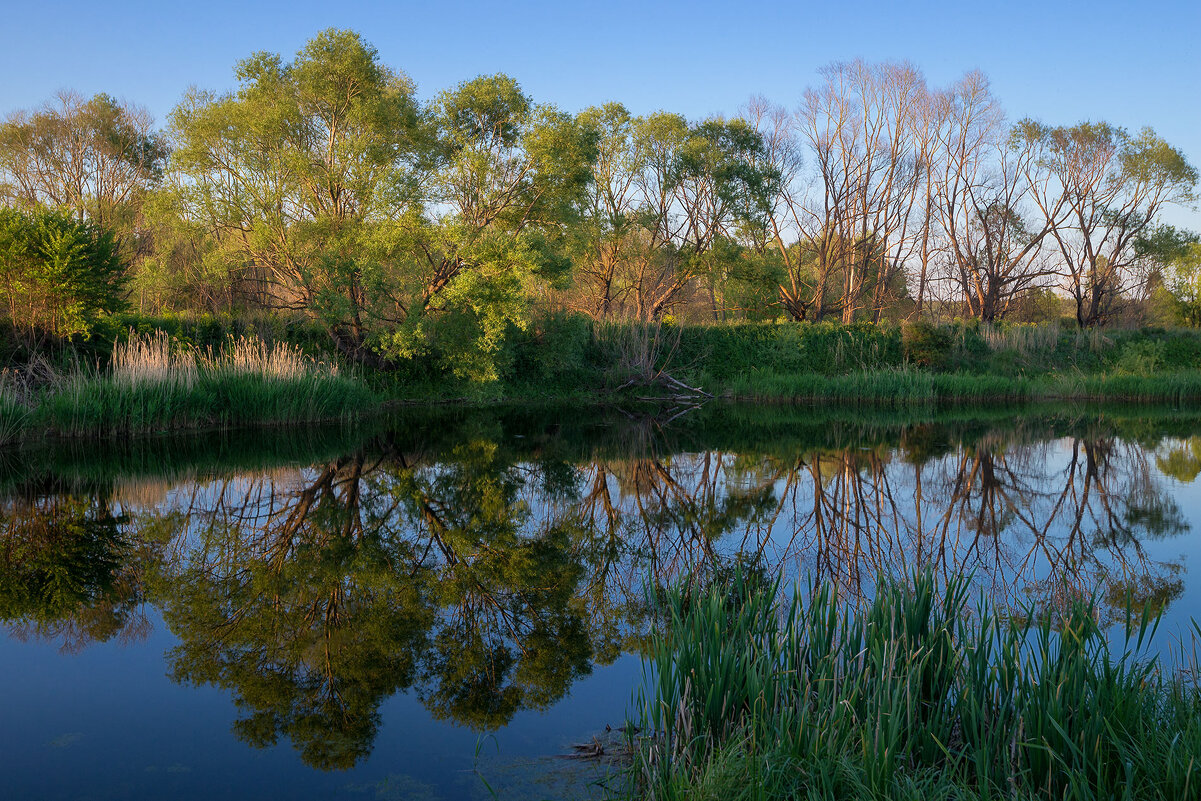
2 404 1200 799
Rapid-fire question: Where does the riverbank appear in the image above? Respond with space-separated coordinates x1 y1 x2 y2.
0 332 375 444
5 319 1201 442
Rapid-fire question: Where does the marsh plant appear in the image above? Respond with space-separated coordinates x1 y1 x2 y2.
36 332 372 437
637 572 1201 801
111 330 196 389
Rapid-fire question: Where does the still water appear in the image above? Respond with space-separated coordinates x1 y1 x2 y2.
3 403 1201 800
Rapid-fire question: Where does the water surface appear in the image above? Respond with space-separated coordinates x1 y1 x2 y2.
3 403 1201 799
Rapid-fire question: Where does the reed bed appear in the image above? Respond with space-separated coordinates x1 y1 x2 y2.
35 332 375 438
0 375 29 445
111 330 196 389
637 573 1201 801
980 322 1061 355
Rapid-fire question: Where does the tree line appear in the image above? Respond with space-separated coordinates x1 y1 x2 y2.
1 29 1197 378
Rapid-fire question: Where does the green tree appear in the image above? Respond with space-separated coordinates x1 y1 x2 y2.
372 74 596 380
1163 242 1201 326
1021 121 1198 326
0 90 166 249
164 28 423 361
0 206 127 342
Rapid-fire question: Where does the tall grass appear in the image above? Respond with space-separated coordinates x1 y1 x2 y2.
0 374 29 445
981 322 1061 355
35 332 376 438
111 330 196 389
637 572 1201 801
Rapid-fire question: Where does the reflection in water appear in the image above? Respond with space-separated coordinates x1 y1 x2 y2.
1 407 1198 770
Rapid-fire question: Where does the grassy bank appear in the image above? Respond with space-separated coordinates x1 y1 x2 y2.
6 318 1201 442
637 573 1201 801
1 333 376 442
460 318 1201 405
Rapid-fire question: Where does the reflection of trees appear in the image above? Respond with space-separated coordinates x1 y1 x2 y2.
148 442 596 768
155 456 432 770
0 418 1195 769
0 488 149 651
760 433 1188 619
1158 437 1201 483
566 427 1190 624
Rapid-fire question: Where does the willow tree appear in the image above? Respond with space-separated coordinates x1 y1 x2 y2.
371 73 596 380
1020 121 1197 326
791 61 930 323
933 75 1067 322
164 28 424 360
0 90 166 247
567 105 776 322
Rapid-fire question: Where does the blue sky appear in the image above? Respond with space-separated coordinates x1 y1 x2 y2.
2 0 1199 224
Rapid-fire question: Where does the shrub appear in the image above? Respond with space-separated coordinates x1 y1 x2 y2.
0 207 127 342
902 320 953 369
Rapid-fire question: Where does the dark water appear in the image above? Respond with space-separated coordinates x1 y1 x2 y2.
3 403 1201 800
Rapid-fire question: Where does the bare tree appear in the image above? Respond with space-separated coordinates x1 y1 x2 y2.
791 61 931 323
934 74 1066 322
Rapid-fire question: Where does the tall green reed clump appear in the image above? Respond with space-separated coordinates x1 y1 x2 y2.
0 370 30 445
38 331 375 436
638 572 1201 801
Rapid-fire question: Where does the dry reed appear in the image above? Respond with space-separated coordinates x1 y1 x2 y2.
111 331 196 389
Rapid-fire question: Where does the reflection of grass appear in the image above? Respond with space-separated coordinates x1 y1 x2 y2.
0 391 28 445
721 368 1201 405
639 572 1201 800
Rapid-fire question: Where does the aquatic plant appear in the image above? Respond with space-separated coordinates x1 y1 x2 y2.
637 571 1201 801
33 332 374 438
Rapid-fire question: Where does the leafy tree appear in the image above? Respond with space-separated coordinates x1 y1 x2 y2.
164 28 423 361
0 206 127 342
566 105 777 322
0 90 166 248
1021 121 1198 326
1163 242 1201 326
372 74 596 380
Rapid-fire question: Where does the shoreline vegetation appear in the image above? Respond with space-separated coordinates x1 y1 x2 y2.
4 318 1201 443
2 30 1201 444
1 330 372 443
636 572 1201 801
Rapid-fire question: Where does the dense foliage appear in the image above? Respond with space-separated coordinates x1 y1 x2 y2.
0 207 127 342
640 572 1201 800
2 29 1198 389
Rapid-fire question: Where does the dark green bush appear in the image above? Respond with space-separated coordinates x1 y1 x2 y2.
902 320 953 369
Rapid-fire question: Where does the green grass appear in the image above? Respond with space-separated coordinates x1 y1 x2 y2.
31 369 376 438
636 572 1201 801
8 319 1201 436
0 392 29 445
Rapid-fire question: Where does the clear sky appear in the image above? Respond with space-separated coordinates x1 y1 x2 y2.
2 0 1198 224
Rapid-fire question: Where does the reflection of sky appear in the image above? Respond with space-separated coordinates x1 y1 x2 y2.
0 608 640 800
1153 452 1201 644
3 428 1201 799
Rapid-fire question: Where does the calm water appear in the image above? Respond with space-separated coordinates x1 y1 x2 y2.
3 403 1201 800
